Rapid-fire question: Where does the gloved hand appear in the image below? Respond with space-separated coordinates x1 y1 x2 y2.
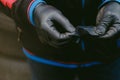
95 2 120 38
33 3 75 48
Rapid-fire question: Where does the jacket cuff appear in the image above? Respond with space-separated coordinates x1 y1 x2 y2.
28 0 46 26
99 0 120 9
12 0 45 26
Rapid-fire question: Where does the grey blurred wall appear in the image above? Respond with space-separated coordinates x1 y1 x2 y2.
0 12 31 80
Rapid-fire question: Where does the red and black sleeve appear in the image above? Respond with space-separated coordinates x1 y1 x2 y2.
0 0 16 17
0 0 45 26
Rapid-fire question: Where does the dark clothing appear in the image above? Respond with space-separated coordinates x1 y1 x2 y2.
1 0 120 80
0 0 120 63
46 0 102 26
28 58 120 80
20 0 119 63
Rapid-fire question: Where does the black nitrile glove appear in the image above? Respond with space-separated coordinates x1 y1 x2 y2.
95 2 120 38
75 26 99 38
34 3 75 48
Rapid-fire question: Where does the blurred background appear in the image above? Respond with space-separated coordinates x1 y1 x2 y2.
0 12 31 80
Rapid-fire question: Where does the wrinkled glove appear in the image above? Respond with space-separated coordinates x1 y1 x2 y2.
75 26 99 37
94 2 120 38
34 3 75 48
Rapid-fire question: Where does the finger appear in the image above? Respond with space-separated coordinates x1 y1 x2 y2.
42 21 74 40
100 27 117 38
95 15 113 35
100 24 120 38
53 12 75 32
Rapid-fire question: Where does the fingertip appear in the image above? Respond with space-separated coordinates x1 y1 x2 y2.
95 25 106 35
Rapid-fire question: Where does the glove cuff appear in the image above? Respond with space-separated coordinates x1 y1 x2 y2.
99 0 120 8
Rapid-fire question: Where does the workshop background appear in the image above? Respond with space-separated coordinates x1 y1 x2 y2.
0 12 31 80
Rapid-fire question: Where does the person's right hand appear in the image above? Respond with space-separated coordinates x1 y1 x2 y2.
34 3 75 48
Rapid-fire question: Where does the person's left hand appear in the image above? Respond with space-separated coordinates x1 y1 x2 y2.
94 2 120 38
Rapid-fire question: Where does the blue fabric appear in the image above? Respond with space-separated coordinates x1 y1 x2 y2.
22 48 102 68
28 0 45 26
117 39 120 48
82 0 85 8
99 0 120 8
81 40 85 51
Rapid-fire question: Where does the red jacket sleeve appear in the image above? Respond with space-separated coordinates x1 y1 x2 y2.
0 0 31 24
0 0 16 9
0 0 37 26
0 0 16 17
0 0 45 27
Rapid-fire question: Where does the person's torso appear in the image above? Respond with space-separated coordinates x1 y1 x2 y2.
45 0 103 26
21 0 120 63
